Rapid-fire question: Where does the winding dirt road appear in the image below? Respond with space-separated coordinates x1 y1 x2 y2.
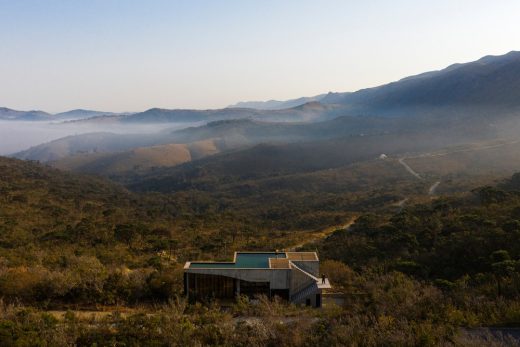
398 157 423 180
398 138 520 200
428 181 441 195
287 217 358 251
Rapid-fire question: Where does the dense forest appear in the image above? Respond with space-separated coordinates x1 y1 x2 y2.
1 156 520 345
0 156 323 306
319 177 520 327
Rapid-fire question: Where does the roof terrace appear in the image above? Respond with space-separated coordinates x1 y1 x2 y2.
186 251 318 269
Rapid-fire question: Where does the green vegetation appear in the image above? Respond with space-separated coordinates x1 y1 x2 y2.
0 157 312 307
319 175 520 327
0 280 462 347
1 155 520 345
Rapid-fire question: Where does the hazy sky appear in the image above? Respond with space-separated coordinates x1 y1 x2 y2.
1 0 520 113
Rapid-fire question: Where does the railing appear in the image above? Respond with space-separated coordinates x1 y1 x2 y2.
290 262 321 303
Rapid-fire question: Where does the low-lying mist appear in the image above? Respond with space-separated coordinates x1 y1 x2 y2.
0 120 202 155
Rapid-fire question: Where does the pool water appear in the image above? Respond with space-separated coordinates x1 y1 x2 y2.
189 252 286 269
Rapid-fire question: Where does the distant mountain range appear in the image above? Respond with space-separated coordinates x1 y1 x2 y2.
0 107 126 121
228 50 520 118
114 101 342 123
14 115 396 162
10 50 520 177
6 51 520 124
227 94 327 110
1 102 342 124
317 50 520 116
53 109 121 120
0 107 51 121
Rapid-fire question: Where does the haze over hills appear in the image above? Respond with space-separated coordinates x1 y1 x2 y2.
5 50 520 129
9 51 520 184
10 50 520 243
227 51 520 120
99 50 520 127
120 129 498 191
227 94 328 110
5 51 520 126
21 107 491 167
0 107 127 121
115 101 342 123
13 115 397 162
14 132 170 162
74 50 520 125
53 109 122 120
52 140 224 176
0 107 51 121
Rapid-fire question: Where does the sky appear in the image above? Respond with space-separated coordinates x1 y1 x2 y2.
1 0 520 113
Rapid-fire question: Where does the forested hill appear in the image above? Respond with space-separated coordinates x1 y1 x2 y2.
0 156 326 304
2 157 520 343
0 156 249 255
320 172 520 304
0 156 171 248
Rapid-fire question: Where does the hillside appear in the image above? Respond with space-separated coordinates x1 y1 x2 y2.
0 107 124 121
0 156 149 246
119 102 342 123
14 132 173 162
123 126 501 192
52 140 223 176
13 51 520 169
53 109 119 120
321 51 520 117
11 115 397 162
0 107 51 121
0 155 325 269
5 52 520 128
13 104 499 165
3 141 520 345
228 93 327 110
318 171 520 316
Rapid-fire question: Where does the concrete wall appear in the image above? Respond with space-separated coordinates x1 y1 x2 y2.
294 291 321 308
308 293 320 307
186 268 291 289
291 260 319 277
289 265 315 296
186 266 324 307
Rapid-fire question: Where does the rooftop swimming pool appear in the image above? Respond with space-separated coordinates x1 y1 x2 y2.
189 252 286 269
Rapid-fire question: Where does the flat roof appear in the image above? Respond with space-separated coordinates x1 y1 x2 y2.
286 252 319 261
189 252 286 269
186 251 319 269
269 258 291 269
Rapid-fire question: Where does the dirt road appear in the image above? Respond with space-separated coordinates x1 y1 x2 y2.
287 217 358 251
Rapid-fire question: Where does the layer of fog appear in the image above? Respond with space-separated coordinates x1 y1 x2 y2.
0 121 202 155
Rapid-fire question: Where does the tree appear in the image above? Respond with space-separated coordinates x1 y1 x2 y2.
490 250 517 296
114 224 137 248
473 186 508 205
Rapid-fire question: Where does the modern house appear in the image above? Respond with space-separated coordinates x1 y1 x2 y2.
184 251 331 307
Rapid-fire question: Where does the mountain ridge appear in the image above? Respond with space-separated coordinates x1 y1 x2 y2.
0 107 51 121
0 107 129 121
319 50 520 115
5 51 520 123
227 94 327 110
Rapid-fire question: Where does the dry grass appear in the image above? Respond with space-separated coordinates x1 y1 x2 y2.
52 139 224 175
